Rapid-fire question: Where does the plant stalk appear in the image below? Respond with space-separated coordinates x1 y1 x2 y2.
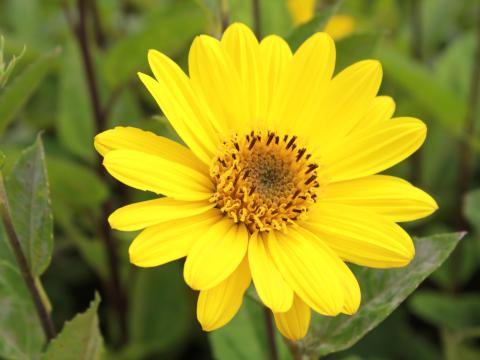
252 0 262 38
0 174 56 342
63 0 128 345
264 307 279 360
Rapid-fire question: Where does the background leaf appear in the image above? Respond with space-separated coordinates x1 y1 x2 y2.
56 40 96 163
5 134 53 276
0 260 44 360
0 49 58 135
302 233 463 357
43 293 104 360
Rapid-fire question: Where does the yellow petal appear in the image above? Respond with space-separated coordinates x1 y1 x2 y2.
103 149 213 200
138 72 214 164
306 203 415 268
184 219 249 290
259 35 292 125
108 197 215 231
267 228 344 315
273 294 311 340
248 232 294 312
197 256 251 331
351 96 396 132
308 60 382 153
94 126 207 174
268 32 335 136
221 23 261 128
294 226 361 315
320 175 438 222
146 50 220 155
129 208 222 267
321 117 427 182
189 34 249 135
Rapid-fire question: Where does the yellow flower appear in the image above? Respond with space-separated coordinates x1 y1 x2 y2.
94 23 437 340
287 0 355 40
324 15 356 40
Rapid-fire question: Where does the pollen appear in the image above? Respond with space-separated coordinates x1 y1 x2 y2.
210 131 320 233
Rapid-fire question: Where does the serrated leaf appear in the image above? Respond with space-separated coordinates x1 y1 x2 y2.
104 0 207 87
0 260 44 360
209 296 292 360
6 135 53 276
0 49 58 135
57 39 95 162
376 46 466 134
335 33 381 73
409 291 480 331
43 293 103 360
302 233 463 357
286 2 339 51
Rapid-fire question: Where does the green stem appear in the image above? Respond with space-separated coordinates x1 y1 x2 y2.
0 173 56 342
252 0 262 38
264 307 279 360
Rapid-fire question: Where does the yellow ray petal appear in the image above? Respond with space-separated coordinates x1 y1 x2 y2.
307 60 382 153
138 72 213 164
197 256 251 331
221 23 261 128
184 219 249 290
295 226 361 315
259 35 292 126
103 149 213 200
320 175 438 222
129 208 222 267
267 228 344 315
146 50 220 153
248 232 294 312
306 203 415 268
321 117 427 182
268 32 335 135
94 126 208 174
189 34 249 135
273 294 311 340
351 96 396 132
109 197 215 231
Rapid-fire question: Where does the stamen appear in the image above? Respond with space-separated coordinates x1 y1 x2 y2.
210 130 320 233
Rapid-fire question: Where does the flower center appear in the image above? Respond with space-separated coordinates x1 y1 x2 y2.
210 131 320 233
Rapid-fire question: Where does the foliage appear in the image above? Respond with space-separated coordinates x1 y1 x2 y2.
0 0 477 359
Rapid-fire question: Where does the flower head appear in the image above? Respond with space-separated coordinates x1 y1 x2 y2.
95 23 437 340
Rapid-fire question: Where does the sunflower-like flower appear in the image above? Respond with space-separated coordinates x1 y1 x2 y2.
95 23 437 340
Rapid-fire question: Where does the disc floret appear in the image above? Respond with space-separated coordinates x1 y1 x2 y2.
210 131 320 233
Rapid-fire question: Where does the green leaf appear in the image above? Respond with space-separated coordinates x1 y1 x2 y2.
209 296 292 360
0 49 58 135
335 33 381 73
0 36 25 88
0 151 4 169
128 262 194 357
409 290 480 331
104 0 207 87
0 260 44 360
46 156 108 212
286 2 339 51
302 232 463 357
376 46 466 134
43 293 104 360
57 39 95 162
5 134 53 276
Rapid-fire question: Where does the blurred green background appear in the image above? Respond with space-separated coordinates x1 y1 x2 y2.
0 0 479 359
